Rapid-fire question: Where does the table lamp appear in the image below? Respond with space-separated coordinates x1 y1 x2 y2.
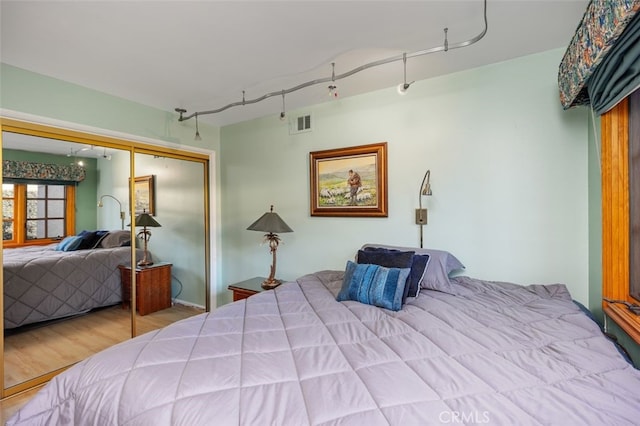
247 205 293 289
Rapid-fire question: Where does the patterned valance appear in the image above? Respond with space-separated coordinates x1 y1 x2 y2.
3 160 86 183
558 0 640 111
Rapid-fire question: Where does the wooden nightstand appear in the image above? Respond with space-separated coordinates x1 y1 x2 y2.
228 277 275 301
119 262 172 315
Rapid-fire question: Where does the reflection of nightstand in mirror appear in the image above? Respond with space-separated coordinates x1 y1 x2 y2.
119 262 172 315
227 277 274 301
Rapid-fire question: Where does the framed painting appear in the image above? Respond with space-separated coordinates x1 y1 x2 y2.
310 142 387 217
131 175 155 216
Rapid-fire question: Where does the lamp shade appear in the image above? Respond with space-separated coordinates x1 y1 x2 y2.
247 205 292 233
133 212 162 227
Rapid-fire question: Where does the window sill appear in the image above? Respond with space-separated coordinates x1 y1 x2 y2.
604 302 640 345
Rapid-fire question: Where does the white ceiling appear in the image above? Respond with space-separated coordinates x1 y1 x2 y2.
1 0 588 129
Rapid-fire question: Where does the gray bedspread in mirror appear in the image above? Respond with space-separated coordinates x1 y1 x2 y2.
8 270 640 425
3 244 136 329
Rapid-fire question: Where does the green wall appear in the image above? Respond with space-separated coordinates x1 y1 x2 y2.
220 48 590 306
2 148 98 232
587 111 603 322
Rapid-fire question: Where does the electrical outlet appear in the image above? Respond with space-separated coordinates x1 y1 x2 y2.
415 208 428 225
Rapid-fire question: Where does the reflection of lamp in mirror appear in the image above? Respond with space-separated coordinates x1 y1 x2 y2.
247 205 293 289
415 170 432 248
130 210 162 267
98 194 125 230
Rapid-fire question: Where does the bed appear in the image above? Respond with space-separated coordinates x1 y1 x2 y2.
7 245 640 425
3 230 140 330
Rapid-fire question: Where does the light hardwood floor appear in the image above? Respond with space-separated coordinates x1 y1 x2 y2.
1 303 204 420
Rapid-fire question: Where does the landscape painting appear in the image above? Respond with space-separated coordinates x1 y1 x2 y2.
309 142 388 217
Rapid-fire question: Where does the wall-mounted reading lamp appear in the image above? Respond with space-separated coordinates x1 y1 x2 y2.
98 194 125 230
415 170 432 248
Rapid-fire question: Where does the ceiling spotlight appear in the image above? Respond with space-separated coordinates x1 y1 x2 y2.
279 90 286 121
175 108 187 121
329 62 339 98
102 148 112 160
194 113 202 141
398 52 414 95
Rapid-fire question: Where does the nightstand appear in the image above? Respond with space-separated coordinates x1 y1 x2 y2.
119 262 172 315
228 277 274 301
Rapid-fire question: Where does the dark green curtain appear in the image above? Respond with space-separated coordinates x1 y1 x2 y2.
588 11 640 115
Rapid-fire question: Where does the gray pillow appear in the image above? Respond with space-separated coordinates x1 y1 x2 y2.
360 243 465 295
99 230 132 248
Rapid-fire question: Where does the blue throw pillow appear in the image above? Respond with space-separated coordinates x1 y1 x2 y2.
357 249 416 302
360 248 429 298
76 230 109 250
356 249 415 268
55 235 83 252
406 253 430 297
336 261 410 311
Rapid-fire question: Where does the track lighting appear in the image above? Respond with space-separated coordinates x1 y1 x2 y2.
328 63 339 98
397 52 414 95
194 112 202 141
279 90 286 121
328 84 338 98
174 0 487 122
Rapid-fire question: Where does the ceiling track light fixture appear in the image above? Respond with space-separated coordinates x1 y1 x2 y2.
194 112 202 141
280 90 286 121
328 62 338 98
397 52 415 95
174 0 487 122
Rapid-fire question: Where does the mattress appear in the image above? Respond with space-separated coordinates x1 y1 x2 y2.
3 244 136 329
8 270 640 425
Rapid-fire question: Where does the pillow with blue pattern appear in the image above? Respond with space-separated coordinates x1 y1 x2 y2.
336 260 410 311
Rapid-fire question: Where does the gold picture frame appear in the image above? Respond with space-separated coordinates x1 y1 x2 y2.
131 175 155 215
310 142 388 217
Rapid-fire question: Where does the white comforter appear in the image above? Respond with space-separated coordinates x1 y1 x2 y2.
8 271 640 425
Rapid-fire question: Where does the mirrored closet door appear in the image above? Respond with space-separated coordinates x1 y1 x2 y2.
129 152 208 337
0 120 210 397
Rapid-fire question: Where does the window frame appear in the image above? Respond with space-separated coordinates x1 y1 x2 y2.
2 182 76 247
601 94 640 344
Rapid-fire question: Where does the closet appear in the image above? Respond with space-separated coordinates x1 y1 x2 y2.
0 118 211 397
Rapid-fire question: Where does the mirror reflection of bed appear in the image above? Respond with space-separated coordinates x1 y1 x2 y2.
1 130 209 393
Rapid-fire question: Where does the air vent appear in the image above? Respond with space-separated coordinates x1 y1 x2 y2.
289 114 312 134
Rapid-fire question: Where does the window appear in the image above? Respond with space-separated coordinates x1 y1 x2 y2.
601 91 640 344
2 182 75 246
631 90 640 302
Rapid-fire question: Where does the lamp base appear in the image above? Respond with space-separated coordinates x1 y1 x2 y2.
137 260 154 267
261 278 282 290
